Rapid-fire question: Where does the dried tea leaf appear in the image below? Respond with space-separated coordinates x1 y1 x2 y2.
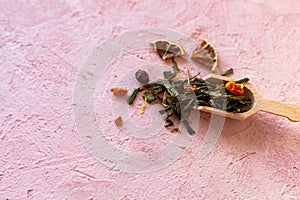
235 78 249 84
190 39 218 72
165 119 174 127
143 92 156 103
182 119 195 135
154 79 179 97
170 127 179 132
149 39 185 60
221 68 233 76
163 71 176 79
128 88 142 105
171 58 179 72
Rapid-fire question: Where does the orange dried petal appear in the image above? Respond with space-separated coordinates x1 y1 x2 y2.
225 81 244 96
111 87 128 95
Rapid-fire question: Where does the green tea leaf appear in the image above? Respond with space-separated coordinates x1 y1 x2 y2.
143 92 156 103
171 58 179 72
160 80 179 97
235 78 249 84
182 119 195 135
221 68 233 76
128 88 142 105
163 71 176 79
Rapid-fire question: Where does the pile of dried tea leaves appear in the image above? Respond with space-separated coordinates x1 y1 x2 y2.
128 59 197 135
125 39 252 135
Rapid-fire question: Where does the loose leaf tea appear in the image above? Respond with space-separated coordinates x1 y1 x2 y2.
190 39 218 72
127 61 252 135
125 38 252 135
149 39 185 60
143 92 156 103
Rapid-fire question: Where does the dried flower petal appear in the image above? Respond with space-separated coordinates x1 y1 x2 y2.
140 97 147 114
111 87 128 95
225 81 244 96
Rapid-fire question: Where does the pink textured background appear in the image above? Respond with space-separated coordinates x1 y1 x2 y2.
1 0 300 199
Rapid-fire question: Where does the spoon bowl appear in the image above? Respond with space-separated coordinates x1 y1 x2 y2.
197 74 300 121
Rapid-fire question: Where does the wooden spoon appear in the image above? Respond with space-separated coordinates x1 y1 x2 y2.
197 74 300 121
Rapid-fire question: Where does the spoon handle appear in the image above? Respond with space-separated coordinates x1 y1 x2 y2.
258 97 300 122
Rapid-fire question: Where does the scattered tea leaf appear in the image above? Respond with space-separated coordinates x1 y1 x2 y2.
165 119 174 127
128 88 142 105
235 78 249 84
221 68 234 76
170 127 179 132
163 71 176 79
115 116 122 126
171 58 179 72
182 119 195 135
143 92 156 103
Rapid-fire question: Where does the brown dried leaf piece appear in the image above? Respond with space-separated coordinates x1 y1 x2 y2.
114 116 122 126
190 39 218 72
150 39 185 60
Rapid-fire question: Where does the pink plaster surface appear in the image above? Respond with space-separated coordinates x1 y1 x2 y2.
1 0 300 199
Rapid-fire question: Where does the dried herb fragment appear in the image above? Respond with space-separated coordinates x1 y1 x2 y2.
171 58 179 72
221 68 234 76
182 119 195 135
170 127 179 132
165 119 174 127
114 116 122 126
143 92 156 103
158 79 179 97
163 71 177 80
163 58 181 80
235 78 249 84
128 88 142 105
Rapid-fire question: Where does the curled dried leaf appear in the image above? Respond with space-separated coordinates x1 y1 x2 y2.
170 127 179 133
150 39 185 60
190 39 218 72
